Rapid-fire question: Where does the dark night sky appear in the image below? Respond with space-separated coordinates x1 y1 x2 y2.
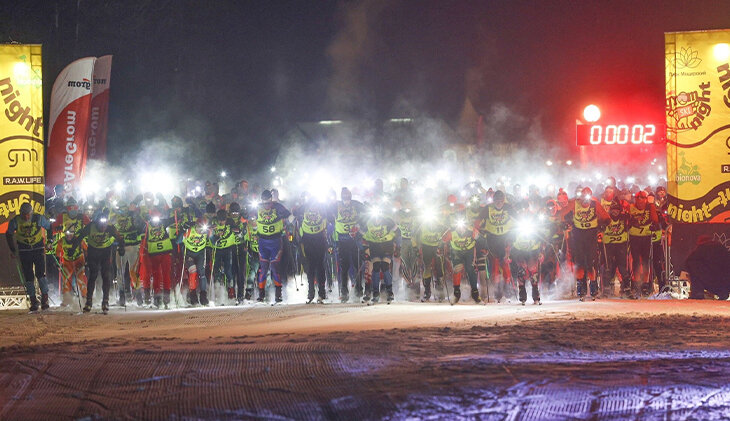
3 0 730 173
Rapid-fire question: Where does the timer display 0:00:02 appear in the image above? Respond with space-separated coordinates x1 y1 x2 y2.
576 124 664 146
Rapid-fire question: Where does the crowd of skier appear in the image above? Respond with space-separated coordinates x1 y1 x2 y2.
5 174 671 313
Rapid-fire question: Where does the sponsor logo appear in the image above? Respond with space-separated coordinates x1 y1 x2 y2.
722 164 730 174
3 176 43 185
88 106 100 157
7 148 38 167
675 152 701 185
666 82 712 132
63 110 79 191
0 77 43 137
669 46 703 70
93 78 107 85
67 78 91 90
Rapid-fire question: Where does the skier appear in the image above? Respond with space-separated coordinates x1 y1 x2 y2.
6 203 52 311
600 199 632 298
139 209 174 308
557 187 610 301
228 202 248 304
510 202 544 305
55 228 88 305
73 208 125 313
414 208 447 302
294 194 329 303
361 206 398 304
478 190 515 302
650 193 668 293
444 213 480 303
168 196 200 298
395 202 419 300
181 216 210 305
328 187 365 302
112 200 145 305
211 208 237 303
243 217 260 301
628 191 659 297
255 190 291 303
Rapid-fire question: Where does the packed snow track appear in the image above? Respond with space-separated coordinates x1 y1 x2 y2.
1 300 730 420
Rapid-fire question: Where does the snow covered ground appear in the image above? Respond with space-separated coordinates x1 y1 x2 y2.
1 299 730 420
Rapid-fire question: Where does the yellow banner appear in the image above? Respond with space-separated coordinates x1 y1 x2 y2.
0 44 44 233
665 30 730 224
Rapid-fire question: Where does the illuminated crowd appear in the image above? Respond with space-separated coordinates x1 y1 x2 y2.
6 173 670 312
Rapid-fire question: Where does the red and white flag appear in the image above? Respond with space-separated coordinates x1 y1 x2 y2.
88 55 112 161
46 57 96 193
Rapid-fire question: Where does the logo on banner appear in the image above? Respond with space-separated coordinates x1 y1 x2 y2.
676 152 702 185
67 78 91 90
669 46 703 70
666 82 712 132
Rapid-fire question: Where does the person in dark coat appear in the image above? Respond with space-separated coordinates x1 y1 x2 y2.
684 235 730 299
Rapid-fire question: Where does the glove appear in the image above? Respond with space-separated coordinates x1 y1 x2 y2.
185 197 196 205
327 247 334 255
118 247 125 257
394 246 401 258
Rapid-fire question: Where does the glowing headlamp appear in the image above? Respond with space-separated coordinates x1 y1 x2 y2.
517 218 535 236
152 216 160 223
100 218 108 224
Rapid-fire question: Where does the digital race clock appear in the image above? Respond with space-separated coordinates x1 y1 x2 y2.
576 124 664 146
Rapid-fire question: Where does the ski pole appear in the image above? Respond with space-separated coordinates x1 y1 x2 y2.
210 247 217 305
175 246 187 308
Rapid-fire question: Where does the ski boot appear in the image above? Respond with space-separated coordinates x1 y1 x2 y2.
154 295 162 309
257 288 266 302
452 287 461 304
274 286 283 303
421 279 432 302
228 287 235 300
143 288 152 305
386 286 394 304
29 295 40 312
189 289 199 306
244 289 252 301
199 290 209 306
41 293 50 310
471 288 481 304
83 300 92 313
118 288 126 307
163 289 171 309
101 301 109 314
135 289 144 306
532 287 541 305
317 295 325 304
370 293 379 305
